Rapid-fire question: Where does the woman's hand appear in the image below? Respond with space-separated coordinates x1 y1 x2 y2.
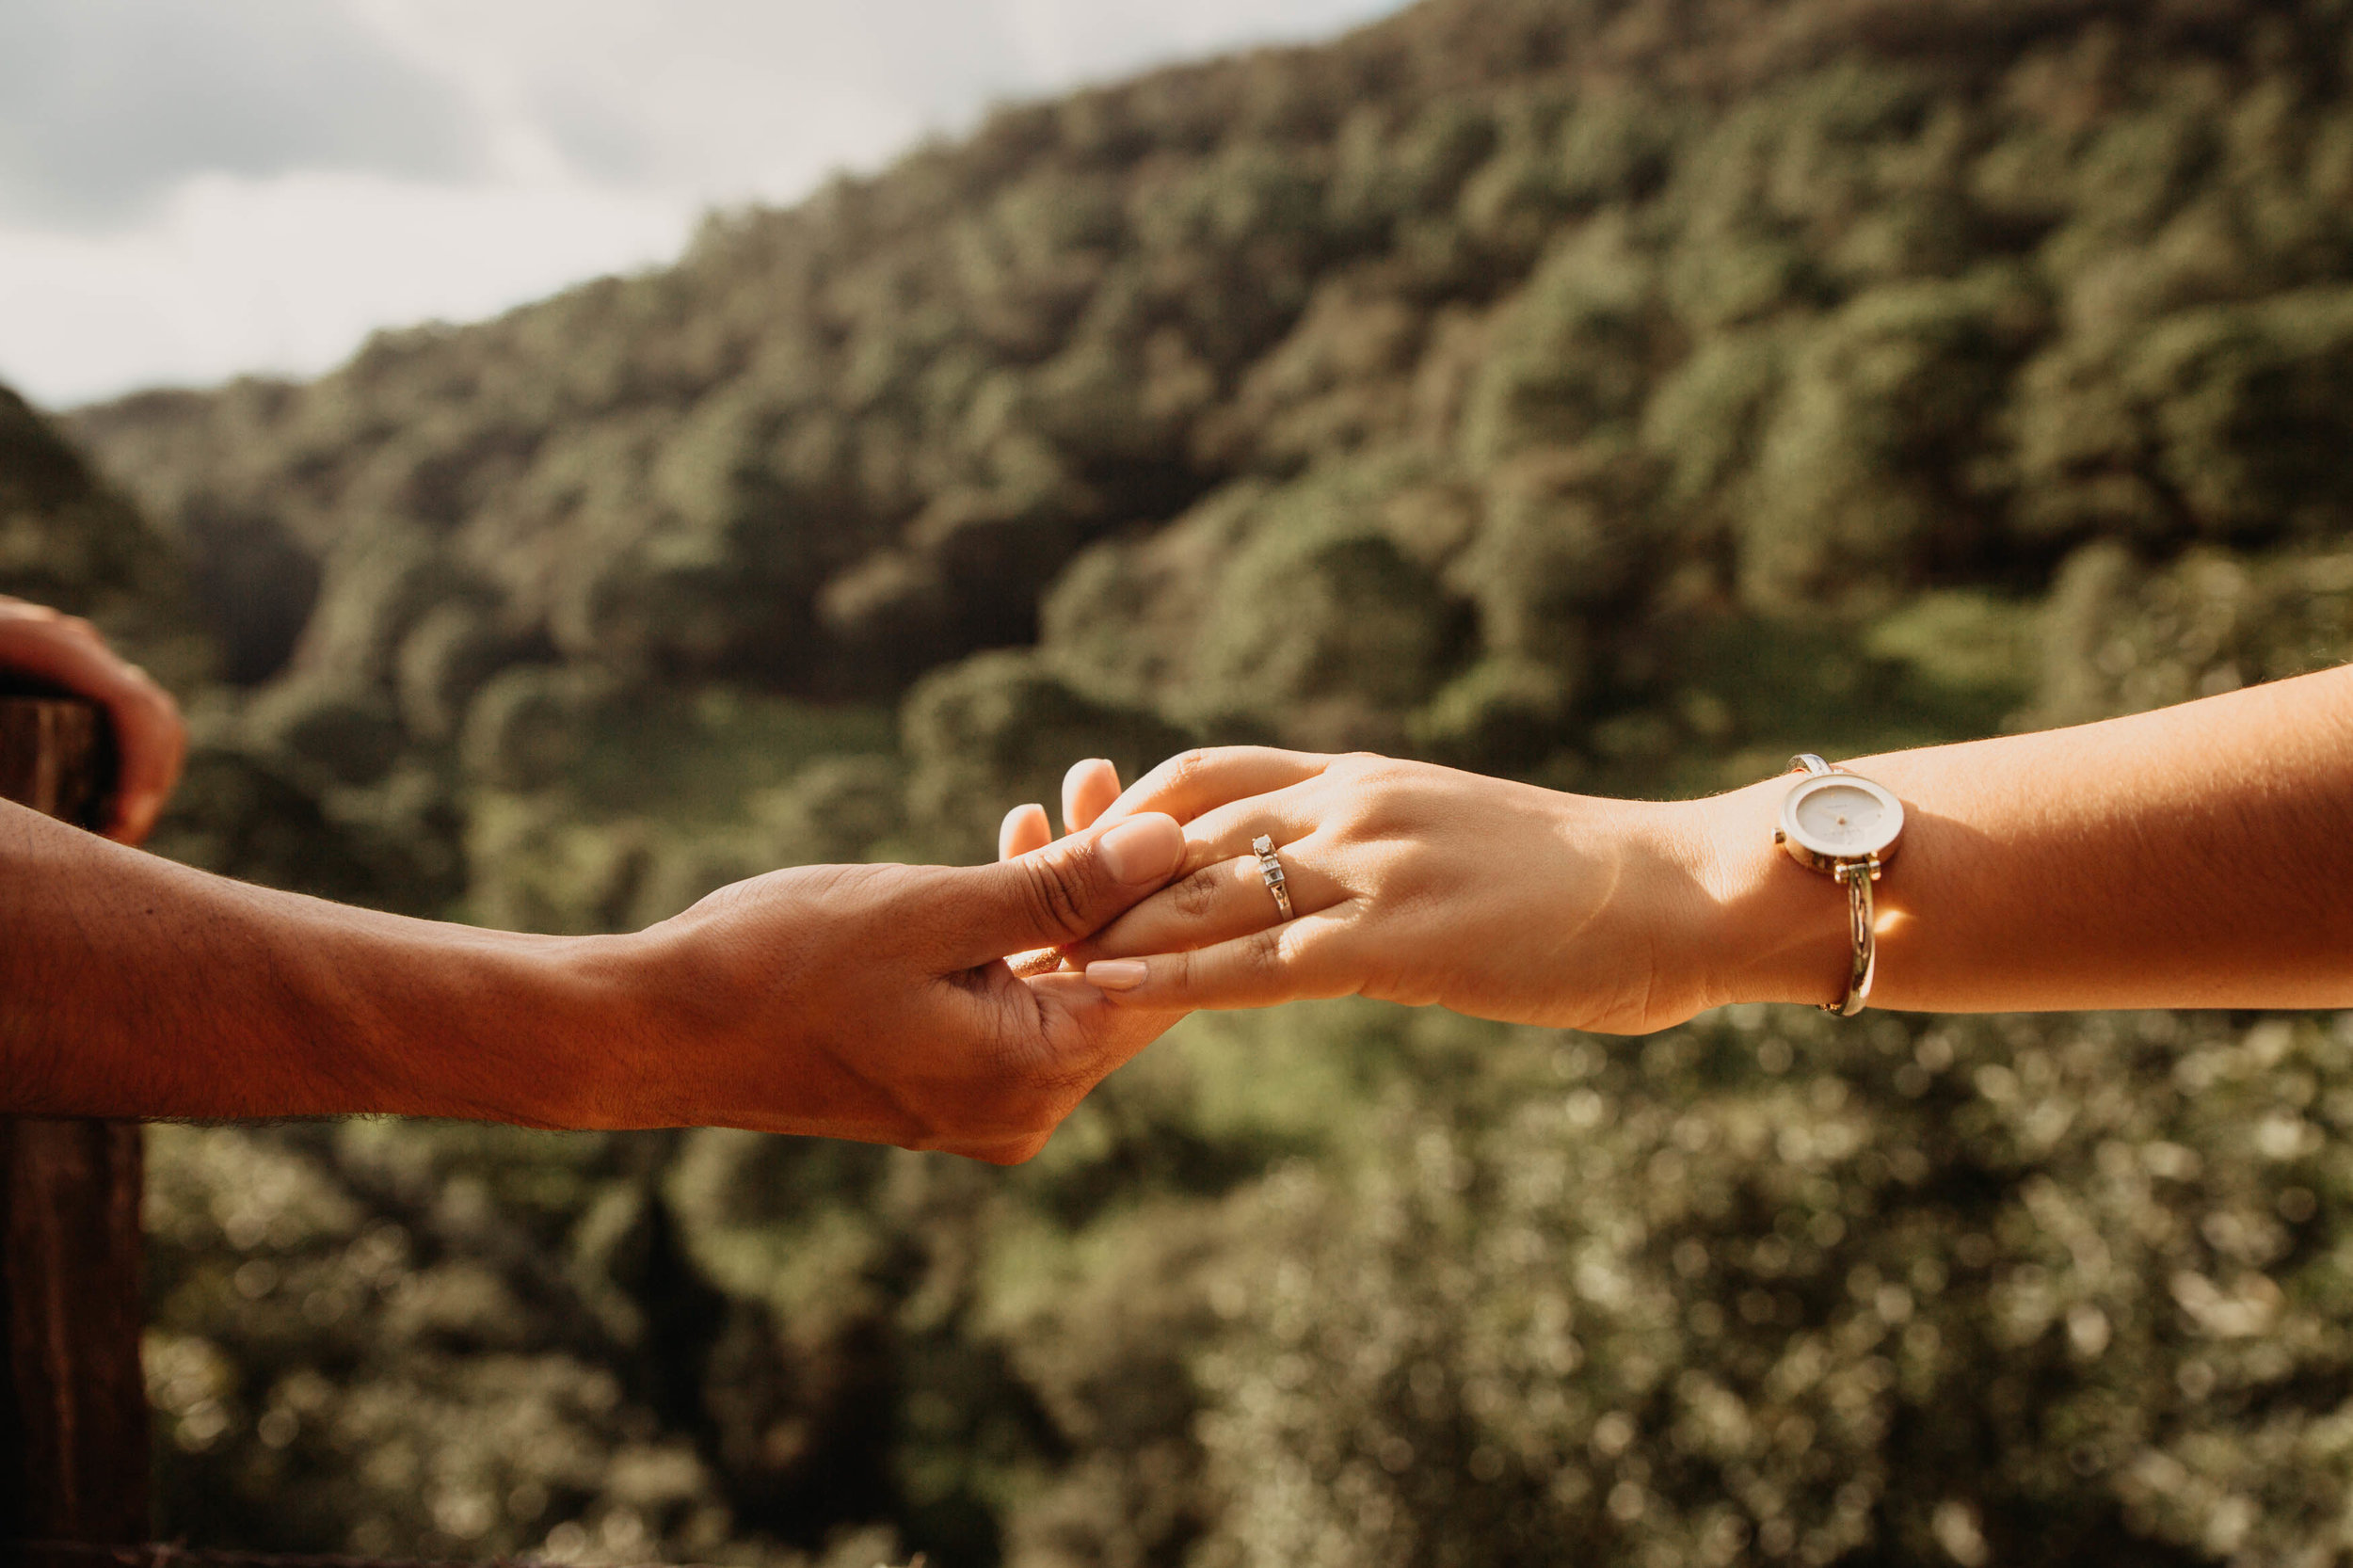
0 597 185 843
999 757 1128 872
1065 747 1726 1034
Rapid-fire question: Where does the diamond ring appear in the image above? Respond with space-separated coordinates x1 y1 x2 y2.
1252 835 1295 921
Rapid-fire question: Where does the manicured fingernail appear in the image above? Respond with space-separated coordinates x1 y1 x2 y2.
1086 959 1148 990
1098 814 1180 883
1000 803 1048 859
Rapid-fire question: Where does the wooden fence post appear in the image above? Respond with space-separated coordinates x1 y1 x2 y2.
0 696 150 1550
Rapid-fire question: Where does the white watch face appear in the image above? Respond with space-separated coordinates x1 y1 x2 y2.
1783 775 1903 860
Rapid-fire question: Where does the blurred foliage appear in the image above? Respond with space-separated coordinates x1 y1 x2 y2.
4 0 2353 1560
1192 1008 2353 1568
0 386 209 689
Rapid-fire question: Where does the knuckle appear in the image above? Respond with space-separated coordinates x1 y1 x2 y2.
1170 864 1225 919
1160 747 1213 792
1244 926 1286 978
1017 854 1094 941
1354 796 1413 840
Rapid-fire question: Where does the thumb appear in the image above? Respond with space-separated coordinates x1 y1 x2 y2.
946 812 1184 967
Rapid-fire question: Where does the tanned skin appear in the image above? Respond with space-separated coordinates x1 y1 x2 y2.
1049 664 2353 1028
0 598 185 842
14 594 2347 1154
2 802 1195 1161
0 599 1189 1161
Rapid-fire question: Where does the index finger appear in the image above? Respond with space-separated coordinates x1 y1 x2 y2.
1092 746 1331 829
0 612 187 842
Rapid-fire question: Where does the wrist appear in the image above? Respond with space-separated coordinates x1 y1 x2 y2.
520 929 679 1128
1545 792 1783 1032
353 922 647 1128
1681 778 1859 1013
541 916 837 1135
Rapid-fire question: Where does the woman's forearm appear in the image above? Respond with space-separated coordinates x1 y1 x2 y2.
1687 664 2353 1015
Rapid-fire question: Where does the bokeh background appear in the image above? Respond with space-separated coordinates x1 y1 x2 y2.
9 0 2353 1563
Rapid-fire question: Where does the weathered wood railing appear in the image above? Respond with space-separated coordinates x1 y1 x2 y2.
0 696 150 1553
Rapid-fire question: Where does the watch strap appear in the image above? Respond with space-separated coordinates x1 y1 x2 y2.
1832 857 1876 1017
1785 753 1882 1017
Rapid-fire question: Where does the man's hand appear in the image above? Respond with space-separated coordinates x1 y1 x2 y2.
0 663 1181 1156
589 807 1188 1161
0 597 184 843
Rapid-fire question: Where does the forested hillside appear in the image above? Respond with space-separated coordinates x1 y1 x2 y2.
15 0 2353 1561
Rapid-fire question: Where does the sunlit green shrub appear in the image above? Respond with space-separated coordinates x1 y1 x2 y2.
395 601 529 743
1194 1008 2353 1568
0 384 206 683
246 673 407 789
1740 269 2041 610
1458 217 1660 471
900 650 1191 862
459 666 593 792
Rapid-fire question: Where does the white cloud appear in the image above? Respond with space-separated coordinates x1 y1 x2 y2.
0 0 481 223
0 0 1411 408
0 173 685 404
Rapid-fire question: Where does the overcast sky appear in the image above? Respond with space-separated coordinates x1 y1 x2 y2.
0 0 1410 408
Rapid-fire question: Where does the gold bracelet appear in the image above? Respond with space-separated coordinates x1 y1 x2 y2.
1773 754 1906 1016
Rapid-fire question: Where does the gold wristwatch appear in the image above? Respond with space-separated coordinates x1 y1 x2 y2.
1774 754 1905 1016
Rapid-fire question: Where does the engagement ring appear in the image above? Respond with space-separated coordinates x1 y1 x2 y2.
1252 835 1295 921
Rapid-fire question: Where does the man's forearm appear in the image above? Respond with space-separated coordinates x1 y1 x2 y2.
1693 664 2353 1014
0 801 611 1122
0 793 1189 1153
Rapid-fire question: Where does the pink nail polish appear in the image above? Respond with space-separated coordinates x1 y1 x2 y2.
1000 803 1047 860
1086 959 1148 990
1098 816 1177 883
